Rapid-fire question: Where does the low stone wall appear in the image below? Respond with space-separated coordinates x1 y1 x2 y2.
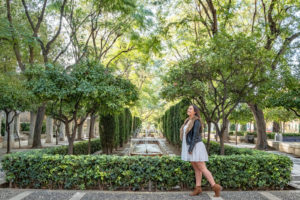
229 136 246 143
268 140 300 156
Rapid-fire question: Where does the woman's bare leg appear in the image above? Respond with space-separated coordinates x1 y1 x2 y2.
195 161 215 186
191 162 202 186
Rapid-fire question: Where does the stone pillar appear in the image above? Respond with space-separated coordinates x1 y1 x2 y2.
94 121 99 137
3 112 15 148
46 117 54 143
85 117 91 138
59 122 65 141
28 111 36 146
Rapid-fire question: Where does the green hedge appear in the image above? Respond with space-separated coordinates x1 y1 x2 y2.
229 131 245 136
99 109 140 154
20 122 30 132
2 140 292 190
1 119 4 136
267 132 300 139
17 139 101 156
160 99 190 146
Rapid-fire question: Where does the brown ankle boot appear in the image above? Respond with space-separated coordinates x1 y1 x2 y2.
212 184 222 197
189 186 202 196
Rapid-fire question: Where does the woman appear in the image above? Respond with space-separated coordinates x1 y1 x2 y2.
180 104 222 197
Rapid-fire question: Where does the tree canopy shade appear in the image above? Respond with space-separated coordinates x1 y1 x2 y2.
158 0 300 150
0 73 32 153
25 61 138 154
161 32 275 154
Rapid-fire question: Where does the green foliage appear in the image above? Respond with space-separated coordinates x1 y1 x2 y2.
100 108 137 154
2 140 292 190
229 131 244 136
100 114 116 154
20 122 30 132
267 133 300 140
241 124 247 132
118 111 126 147
0 73 32 113
132 116 142 135
160 99 190 146
1 119 5 136
124 108 132 143
25 61 138 154
264 107 297 123
230 124 236 131
229 104 253 125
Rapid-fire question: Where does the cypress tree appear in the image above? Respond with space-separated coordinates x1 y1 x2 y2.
118 110 126 147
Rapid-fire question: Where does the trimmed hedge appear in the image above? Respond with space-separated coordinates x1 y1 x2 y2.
160 99 190 146
99 109 141 154
2 140 292 190
267 132 300 139
16 139 102 156
229 131 245 136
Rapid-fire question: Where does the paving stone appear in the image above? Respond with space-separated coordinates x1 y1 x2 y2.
221 191 269 200
81 191 211 200
22 190 75 200
0 190 23 200
270 191 300 200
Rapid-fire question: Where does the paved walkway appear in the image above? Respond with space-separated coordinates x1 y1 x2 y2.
0 189 300 200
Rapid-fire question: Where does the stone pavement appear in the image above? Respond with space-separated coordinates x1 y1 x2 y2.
1 189 300 200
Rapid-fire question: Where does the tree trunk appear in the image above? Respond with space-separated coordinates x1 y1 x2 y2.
218 129 225 155
14 112 21 148
32 105 46 148
65 122 73 154
206 122 211 154
235 123 238 145
223 119 229 142
89 114 97 138
0 112 2 138
214 124 224 155
28 111 36 146
272 121 280 132
5 111 15 153
76 117 85 140
88 114 97 154
248 103 268 150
